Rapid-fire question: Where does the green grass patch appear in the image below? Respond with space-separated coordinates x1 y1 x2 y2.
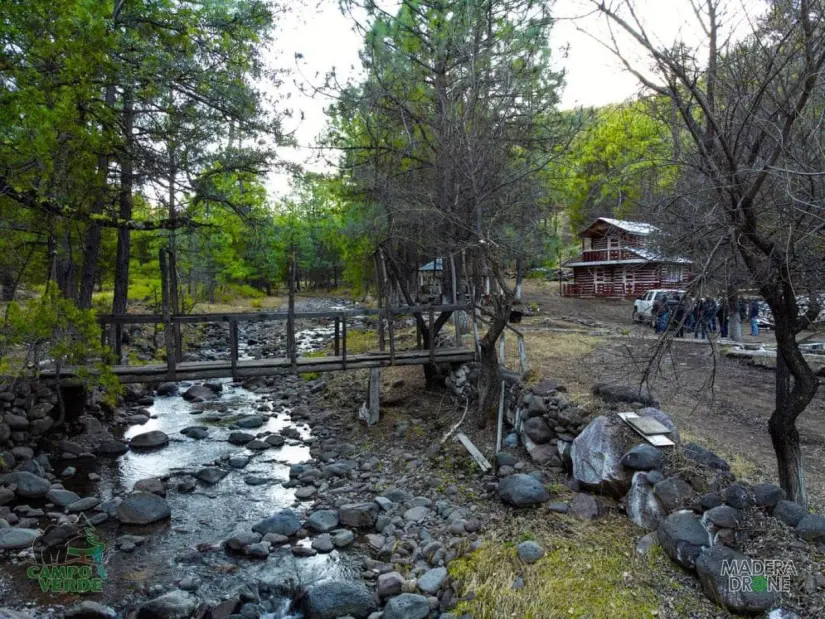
449 516 660 619
300 350 328 380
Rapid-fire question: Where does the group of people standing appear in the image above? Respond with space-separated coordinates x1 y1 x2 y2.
653 294 762 338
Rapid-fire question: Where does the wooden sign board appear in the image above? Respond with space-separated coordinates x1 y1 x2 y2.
617 412 675 447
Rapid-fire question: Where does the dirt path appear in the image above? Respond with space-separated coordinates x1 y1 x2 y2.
520 280 825 509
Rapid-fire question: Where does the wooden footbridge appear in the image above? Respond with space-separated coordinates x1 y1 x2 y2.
42 303 479 384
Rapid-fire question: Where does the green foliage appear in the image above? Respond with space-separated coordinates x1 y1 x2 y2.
1 293 120 397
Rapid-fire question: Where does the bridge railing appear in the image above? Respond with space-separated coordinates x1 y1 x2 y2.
98 303 475 381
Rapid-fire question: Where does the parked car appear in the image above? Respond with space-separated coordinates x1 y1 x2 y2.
632 289 686 324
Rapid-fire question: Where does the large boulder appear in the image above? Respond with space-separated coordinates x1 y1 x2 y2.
653 477 697 513
498 474 550 507
252 509 301 537
135 590 198 619
752 483 785 508
621 444 664 471
306 510 339 533
301 581 376 619
658 510 712 569
523 417 554 444
339 503 379 528
696 545 776 614
571 416 631 497
0 528 39 550
592 383 657 406
522 435 562 467
129 431 169 449
684 443 730 471
182 385 217 401
773 500 808 528
626 472 666 530
383 593 430 619
116 492 172 525
795 514 825 543
156 382 179 397
1 471 51 498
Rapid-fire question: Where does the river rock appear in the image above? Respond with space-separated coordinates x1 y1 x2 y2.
4 414 29 431
377 572 405 598
654 477 697 513
116 492 172 525
245 440 270 450
0 610 34 619
301 581 377 619
404 506 431 523
195 468 228 484
570 493 600 519
658 511 712 569
1 471 50 498
752 483 785 508
67 497 100 512
592 383 657 406
795 514 825 543
129 431 169 449
46 488 82 508
517 541 545 564
571 416 630 497
696 545 776 614
621 444 664 471
96 440 129 456
0 488 15 506
331 529 355 548
64 601 117 619
383 594 430 619
703 505 741 529
523 417 554 444
180 427 209 440
236 415 264 429
134 477 165 496
626 472 666 530
224 531 262 552
136 590 198 619
252 509 301 537
773 500 808 527
228 432 255 445
417 566 448 594
182 385 216 401
265 434 285 447
306 510 339 533
498 474 550 507
0 528 38 550
684 443 730 471
339 502 379 528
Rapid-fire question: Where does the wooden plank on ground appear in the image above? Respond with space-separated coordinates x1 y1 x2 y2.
456 432 492 473
617 412 675 447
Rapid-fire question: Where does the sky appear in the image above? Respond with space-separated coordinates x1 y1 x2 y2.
263 0 760 198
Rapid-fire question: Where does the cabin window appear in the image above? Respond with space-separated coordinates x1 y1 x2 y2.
583 237 592 250
662 266 682 283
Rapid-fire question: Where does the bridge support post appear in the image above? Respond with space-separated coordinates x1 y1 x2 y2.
159 248 176 381
359 367 380 425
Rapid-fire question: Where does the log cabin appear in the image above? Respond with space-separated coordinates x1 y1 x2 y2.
562 217 692 298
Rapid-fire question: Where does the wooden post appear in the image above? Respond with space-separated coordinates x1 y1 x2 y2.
287 255 297 373
229 319 239 381
374 253 385 351
517 334 529 376
416 323 422 350
334 316 340 356
159 248 175 381
114 324 122 361
450 254 460 346
498 330 506 367
388 306 396 365
368 367 380 424
342 315 347 369
428 305 435 364
496 380 506 453
168 247 183 363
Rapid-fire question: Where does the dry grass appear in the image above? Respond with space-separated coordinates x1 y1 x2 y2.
191 294 287 314
522 331 603 400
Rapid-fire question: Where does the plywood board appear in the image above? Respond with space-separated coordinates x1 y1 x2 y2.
617 412 675 447
626 416 671 436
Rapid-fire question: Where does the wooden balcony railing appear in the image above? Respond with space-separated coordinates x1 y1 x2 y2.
576 248 638 262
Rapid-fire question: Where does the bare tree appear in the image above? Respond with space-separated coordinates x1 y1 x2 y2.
591 0 825 505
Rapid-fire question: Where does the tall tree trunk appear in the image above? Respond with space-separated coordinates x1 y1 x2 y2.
112 89 134 317
515 257 524 301
79 84 117 309
56 227 76 299
1 268 16 302
477 292 511 426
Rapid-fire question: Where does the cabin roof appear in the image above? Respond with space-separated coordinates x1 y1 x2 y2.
419 258 443 271
580 217 659 238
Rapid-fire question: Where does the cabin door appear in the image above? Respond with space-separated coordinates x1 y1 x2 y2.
593 267 606 295
623 268 635 296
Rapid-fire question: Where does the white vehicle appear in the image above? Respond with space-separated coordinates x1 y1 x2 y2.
633 289 686 324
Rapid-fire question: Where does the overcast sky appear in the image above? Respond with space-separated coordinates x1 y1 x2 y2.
264 0 760 197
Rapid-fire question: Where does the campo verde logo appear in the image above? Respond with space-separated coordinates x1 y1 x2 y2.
26 517 108 594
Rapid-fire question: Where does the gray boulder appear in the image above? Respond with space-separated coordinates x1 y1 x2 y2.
626 472 666 530
46 488 82 507
115 492 172 525
498 474 550 507
1 471 51 498
306 510 339 533
228 432 255 445
64 601 117 619
0 528 39 550
301 581 377 619
417 566 448 594
339 502 379 528
621 444 664 471
773 500 808 527
795 514 825 543
752 483 785 508
592 383 657 406
571 416 631 497
684 443 730 471
129 431 169 449
658 511 712 569
156 382 179 396
653 477 697 513
135 590 198 619
195 468 228 484
724 483 751 510
703 505 741 530
377 572 405 599
696 545 776 614
182 385 216 401
523 417 554 444
383 594 430 619
236 415 264 429
252 509 301 537
517 541 545 564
